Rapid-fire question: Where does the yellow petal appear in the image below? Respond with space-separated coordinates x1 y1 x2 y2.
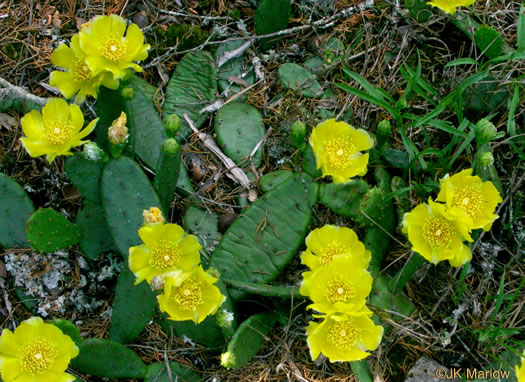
73 118 98 141
69 103 85 133
20 110 44 140
20 138 55 158
51 43 74 69
50 71 81 100
42 98 70 126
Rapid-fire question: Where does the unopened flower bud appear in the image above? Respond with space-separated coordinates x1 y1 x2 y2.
290 121 306 150
216 309 235 330
150 276 164 291
475 118 496 144
479 152 494 167
164 114 181 138
83 142 103 161
221 352 236 369
163 138 180 155
120 87 135 100
143 207 164 225
108 112 128 145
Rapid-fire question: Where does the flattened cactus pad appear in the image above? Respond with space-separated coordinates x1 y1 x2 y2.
26 208 81 252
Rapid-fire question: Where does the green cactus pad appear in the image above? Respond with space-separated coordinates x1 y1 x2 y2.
163 51 217 140
302 144 322 178
0 173 34 248
209 174 316 301
217 40 255 101
404 0 432 23
124 86 167 170
70 338 147 379
370 275 416 320
319 180 369 217
144 362 201 382
128 75 157 101
158 314 226 350
49 319 82 345
214 279 238 340
278 63 322 98
221 312 278 369
109 268 157 344
475 25 504 59
76 201 116 259
382 148 409 169
258 170 294 193
254 0 291 50
101 157 162 257
25 208 81 253
215 103 265 167
183 205 221 256
154 139 181 213
353 187 395 231
176 161 195 196
64 154 104 203
95 87 127 155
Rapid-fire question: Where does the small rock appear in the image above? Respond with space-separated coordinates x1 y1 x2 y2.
405 356 460 382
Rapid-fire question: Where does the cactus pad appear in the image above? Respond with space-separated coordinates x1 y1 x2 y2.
215 103 265 167
319 180 369 217
154 139 181 213
0 173 34 248
183 205 221 255
217 40 255 100
110 268 157 344
158 314 226 350
101 157 162 257
258 170 294 193
254 0 291 50
278 63 322 98
475 25 504 59
209 173 316 300
144 362 201 382
64 154 104 203
25 208 81 253
163 51 217 140
76 201 116 259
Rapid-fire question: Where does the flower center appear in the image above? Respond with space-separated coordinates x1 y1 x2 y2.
44 117 73 145
149 240 180 271
325 276 355 303
19 337 57 375
173 278 203 311
71 59 92 82
423 217 454 248
451 186 483 219
101 37 127 62
319 242 348 265
327 319 360 350
324 138 356 169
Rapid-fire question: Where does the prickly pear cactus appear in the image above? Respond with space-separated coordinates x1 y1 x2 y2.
209 173 317 300
49 319 82 345
109 268 157 344
302 144 322 178
221 312 278 369
154 139 181 213
258 170 294 193
159 314 226 350
70 338 147 379
25 208 81 252
144 362 200 382
217 40 255 101
278 63 322 98
319 180 369 217
0 173 34 248
183 204 221 255
95 86 127 155
214 103 265 167
475 25 504 59
255 0 291 50
124 85 167 170
163 51 217 140
76 200 116 259
101 157 162 257
65 154 104 203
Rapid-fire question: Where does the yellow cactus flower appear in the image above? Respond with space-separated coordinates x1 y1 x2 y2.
108 111 128 145
301 225 371 271
300 256 373 313
0 316 79 382
50 34 119 103
516 351 525 382
403 199 472 267
309 119 373 183
307 305 383 362
427 0 476 15
129 222 201 285
20 98 99 163
436 168 502 232
158 266 226 324
79 14 150 79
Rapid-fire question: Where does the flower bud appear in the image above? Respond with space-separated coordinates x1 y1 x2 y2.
164 114 181 138
120 87 135 100
478 152 494 167
216 309 235 331
475 118 496 144
163 138 180 155
220 352 236 369
83 142 103 161
290 121 306 150
143 207 164 225
108 112 128 145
